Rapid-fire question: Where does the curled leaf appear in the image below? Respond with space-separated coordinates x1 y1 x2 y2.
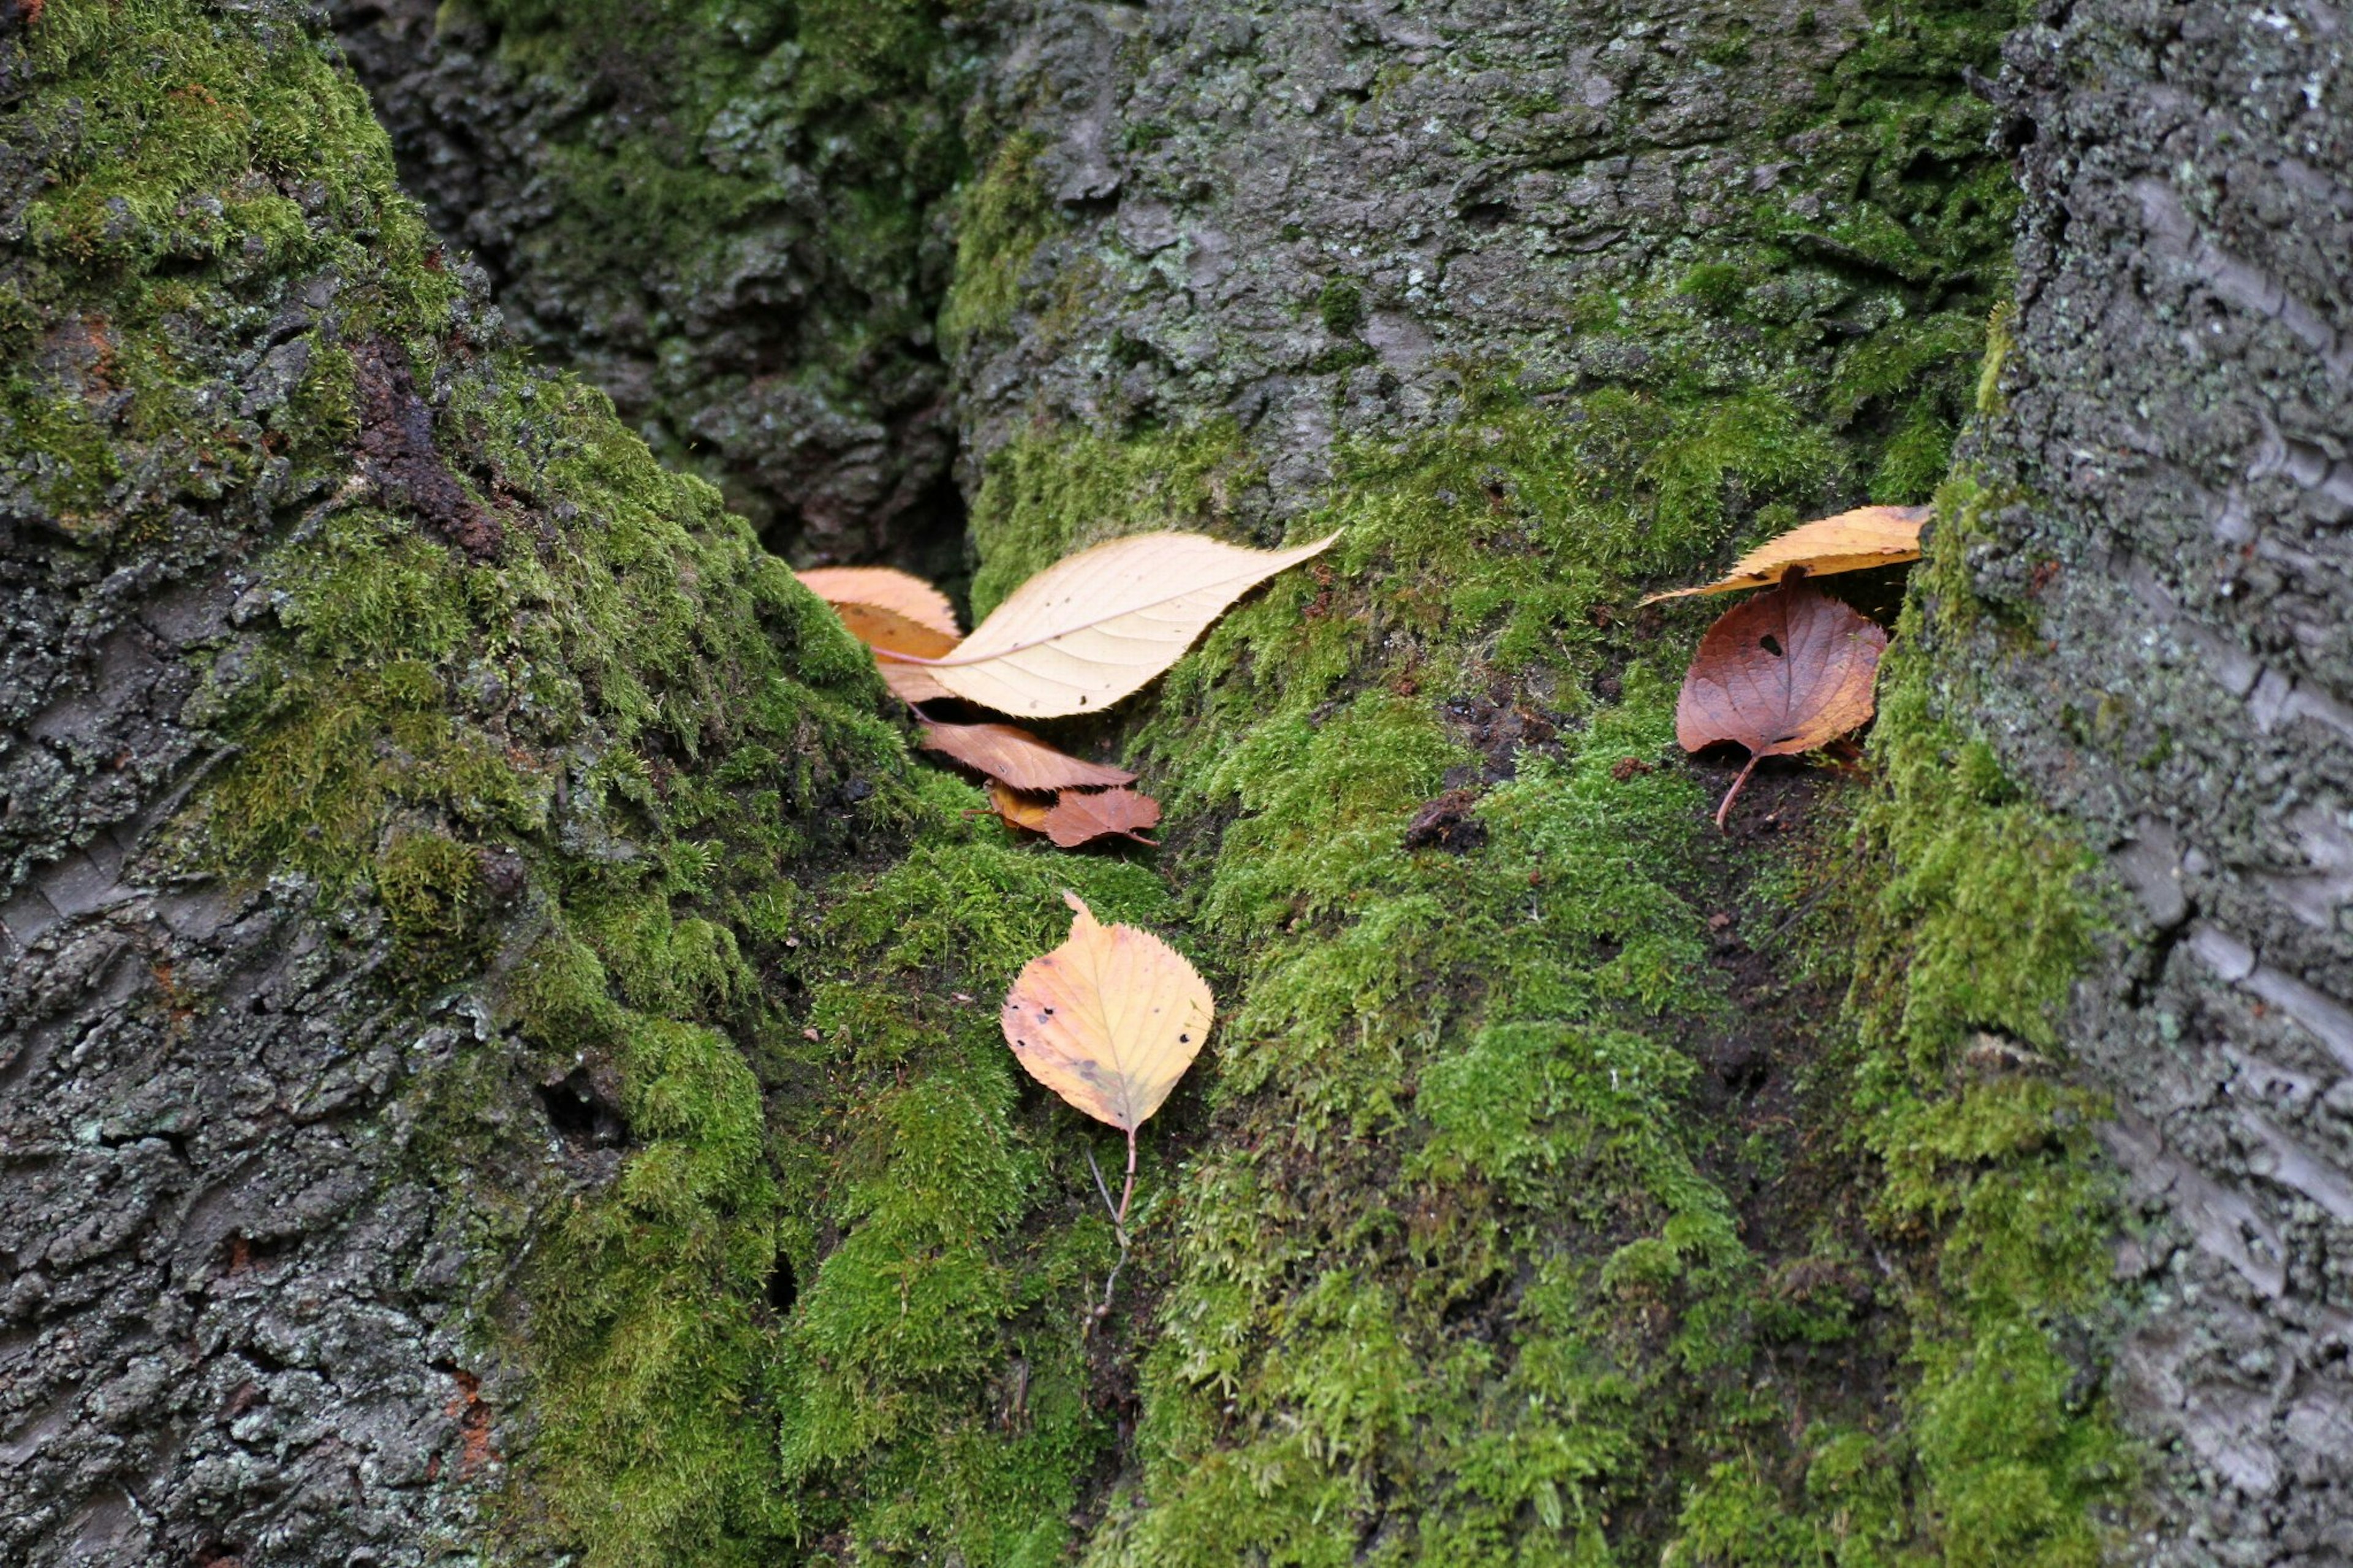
986 779 1056 835
1642 505 1927 604
795 565 961 703
1042 787 1162 849
920 719 1137 792
1675 579 1888 827
878 531 1341 718
1001 892 1213 1132
795 566 960 641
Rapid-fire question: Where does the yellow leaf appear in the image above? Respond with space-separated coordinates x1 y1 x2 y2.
795 565 962 703
879 531 1341 718
999 892 1213 1131
1640 504 1927 604
795 566 961 640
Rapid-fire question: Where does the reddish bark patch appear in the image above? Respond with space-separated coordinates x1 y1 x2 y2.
444 1369 498 1476
352 338 502 562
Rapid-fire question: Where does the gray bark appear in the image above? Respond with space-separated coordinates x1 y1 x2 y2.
1965 4 2353 1559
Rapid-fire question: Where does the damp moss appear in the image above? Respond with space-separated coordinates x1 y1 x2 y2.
941 131 1056 353
1840 569 2129 1567
964 419 1260 618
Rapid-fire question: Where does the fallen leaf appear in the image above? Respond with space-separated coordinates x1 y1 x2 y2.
920 719 1137 792
1001 892 1212 1132
1642 504 1927 604
795 566 960 640
878 531 1341 718
877 663 958 705
1675 579 1888 828
986 779 1055 835
1041 787 1162 848
795 565 962 703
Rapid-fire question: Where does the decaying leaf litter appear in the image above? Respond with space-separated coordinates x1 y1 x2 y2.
796 506 1912 1326
1654 507 1917 825
800 530 1338 847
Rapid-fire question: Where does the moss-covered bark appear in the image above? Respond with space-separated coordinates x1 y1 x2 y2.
0 2 919 1559
7 0 2344 1564
333 0 980 572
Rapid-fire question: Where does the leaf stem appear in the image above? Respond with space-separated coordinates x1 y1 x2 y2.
1714 752 1762 830
1085 1128 1142 1329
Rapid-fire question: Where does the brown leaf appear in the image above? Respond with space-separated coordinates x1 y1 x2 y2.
795 566 962 703
985 779 1056 835
1642 505 1927 604
1675 580 1888 828
1001 892 1213 1132
877 530 1341 718
919 719 1137 792
1040 787 1162 849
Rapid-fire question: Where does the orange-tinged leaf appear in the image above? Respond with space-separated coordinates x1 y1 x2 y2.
877 531 1341 718
1001 892 1213 1132
796 565 962 703
920 719 1137 792
880 661 957 705
987 779 1055 834
795 566 961 640
1041 787 1162 848
1675 580 1888 827
1642 504 1927 604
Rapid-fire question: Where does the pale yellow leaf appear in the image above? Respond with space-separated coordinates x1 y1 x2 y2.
880 661 957 705
1641 504 1927 604
879 531 1341 719
999 892 1213 1132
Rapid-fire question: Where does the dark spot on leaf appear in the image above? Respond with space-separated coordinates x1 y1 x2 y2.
1759 634 1784 656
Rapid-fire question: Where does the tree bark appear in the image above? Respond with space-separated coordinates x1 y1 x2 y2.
2 0 2346 1565
1955 6 2352 1557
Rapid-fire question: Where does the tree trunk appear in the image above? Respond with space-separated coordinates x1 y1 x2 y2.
2 2 2344 1566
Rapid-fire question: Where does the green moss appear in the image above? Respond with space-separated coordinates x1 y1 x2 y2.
941 131 1056 352
425 0 969 520
964 420 1260 618
4 9 950 1564
1317 278 1367 336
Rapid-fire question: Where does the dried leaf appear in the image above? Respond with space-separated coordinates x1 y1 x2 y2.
878 662 958 705
986 779 1055 835
878 531 1341 718
920 719 1137 792
796 566 962 703
1001 892 1213 1132
1041 787 1162 849
1642 505 1927 604
1675 580 1888 827
795 566 961 640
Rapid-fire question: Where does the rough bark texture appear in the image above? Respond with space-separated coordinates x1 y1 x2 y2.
1 4 911 1561
330 0 976 575
4 0 2347 1564
1953 3 2353 1560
